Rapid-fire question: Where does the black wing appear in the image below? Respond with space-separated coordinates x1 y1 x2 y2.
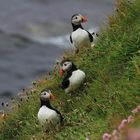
87 31 93 42
61 80 70 89
57 112 64 126
70 35 73 44
49 107 64 126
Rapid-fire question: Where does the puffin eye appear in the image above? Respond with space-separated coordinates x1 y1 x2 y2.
44 92 46 95
75 17 78 19
64 63 67 66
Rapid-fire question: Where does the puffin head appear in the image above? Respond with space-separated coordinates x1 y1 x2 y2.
61 61 72 72
40 89 55 101
71 14 88 25
59 60 77 77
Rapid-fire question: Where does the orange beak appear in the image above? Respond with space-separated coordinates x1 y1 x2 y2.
60 68 63 77
50 93 56 101
81 16 88 22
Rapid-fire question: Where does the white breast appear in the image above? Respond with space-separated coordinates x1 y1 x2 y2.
38 106 60 130
65 70 86 93
72 29 91 48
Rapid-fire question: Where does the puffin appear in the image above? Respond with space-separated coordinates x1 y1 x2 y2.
37 89 63 131
70 14 94 51
59 60 86 93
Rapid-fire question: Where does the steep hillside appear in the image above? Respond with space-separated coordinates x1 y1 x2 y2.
0 0 140 140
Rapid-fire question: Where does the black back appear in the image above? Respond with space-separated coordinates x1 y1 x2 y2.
87 31 93 42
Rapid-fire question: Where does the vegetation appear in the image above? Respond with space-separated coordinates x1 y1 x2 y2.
0 0 140 139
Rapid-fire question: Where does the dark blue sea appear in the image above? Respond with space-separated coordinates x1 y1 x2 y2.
0 0 115 103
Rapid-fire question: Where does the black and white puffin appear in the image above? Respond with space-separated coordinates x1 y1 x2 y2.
70 14 94 51
60 60 86 93
37 89 63 131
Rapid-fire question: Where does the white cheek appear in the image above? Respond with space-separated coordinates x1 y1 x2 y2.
63 66 68 71
73 20 80 25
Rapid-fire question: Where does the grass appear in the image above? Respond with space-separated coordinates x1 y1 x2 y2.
0 0 140 139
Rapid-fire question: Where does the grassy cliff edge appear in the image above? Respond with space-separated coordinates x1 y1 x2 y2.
0 0 140 139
